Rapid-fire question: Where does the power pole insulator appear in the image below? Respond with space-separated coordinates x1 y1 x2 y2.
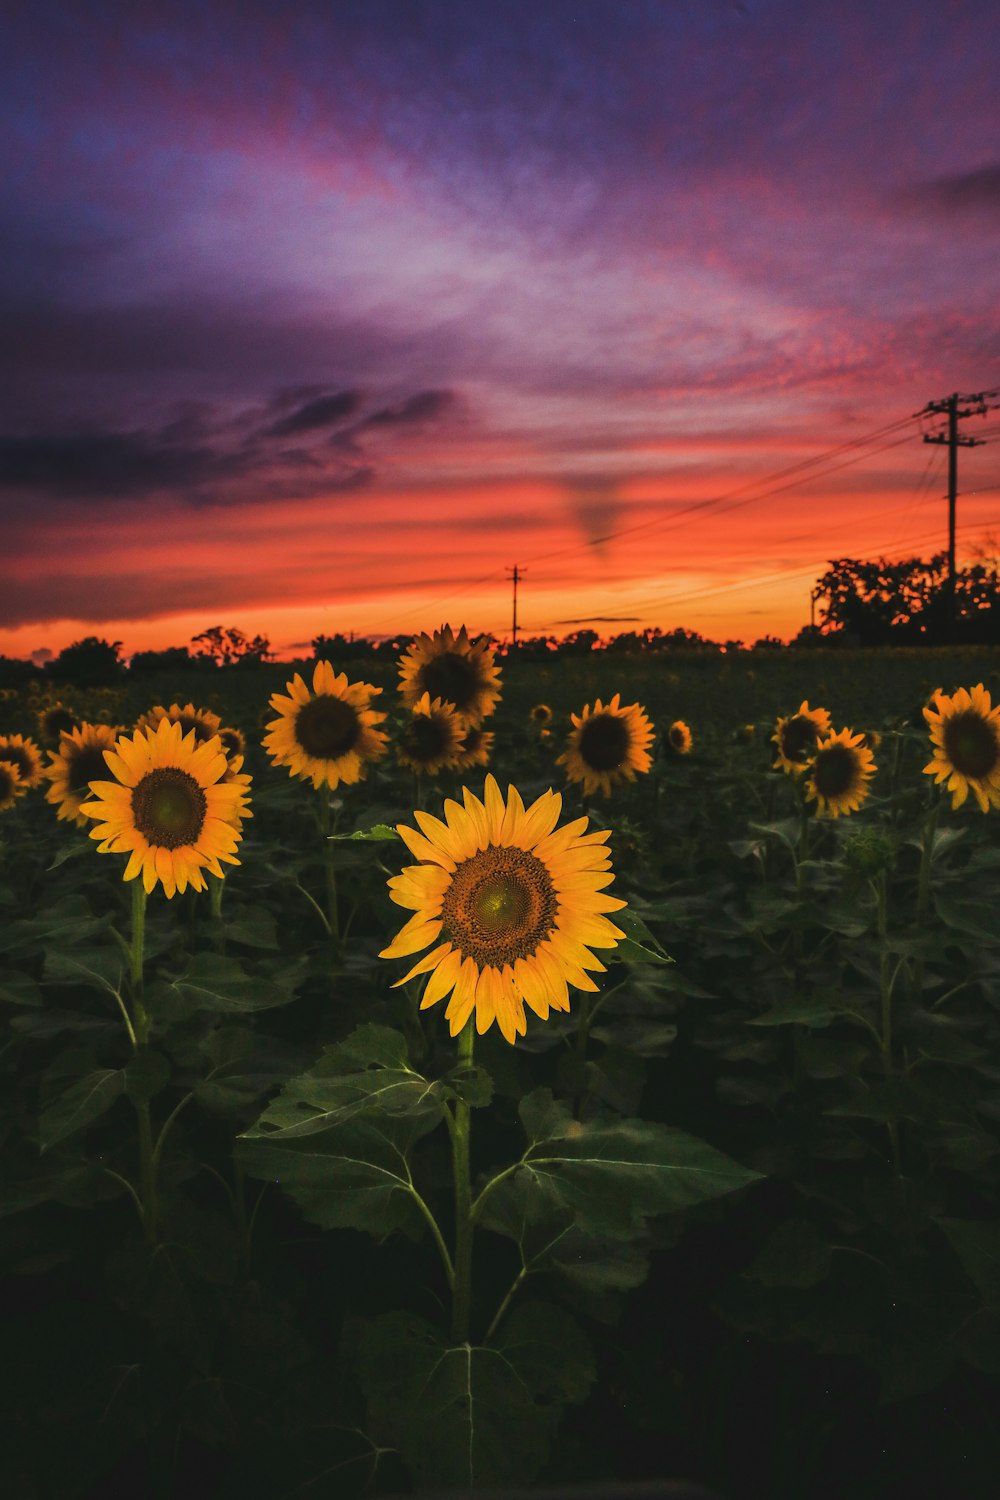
920 390 996 636
505 565 525 650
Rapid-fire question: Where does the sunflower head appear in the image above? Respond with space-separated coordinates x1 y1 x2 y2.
804 728 876 819
667 720 692 755
219 725 245 759
263 660 388 791
80 720 246 897
452 724 494 771
0 760 22 811
923 683 1000 813
396 693 465 775
379 773 627 1045
37 701 82 744
0 734 44 791
397 624 502 726
135 702 223 746
530 703 553 727
44 721 123 827
771 701 832 775
556 693 654 797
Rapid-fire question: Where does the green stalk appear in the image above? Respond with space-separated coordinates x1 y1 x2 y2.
208 873 226 953
316 787 340 944
129 882 158 1242
916 798 941 928
874 872 902 1177
450 1022 475 1343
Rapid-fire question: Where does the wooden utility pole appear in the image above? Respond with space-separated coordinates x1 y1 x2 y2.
505 565 524 649
921 390 996 632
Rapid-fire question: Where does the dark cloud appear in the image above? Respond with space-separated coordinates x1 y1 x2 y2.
361 390 455 428
0 429 228 497
899 162 1000 217
0 382 457 509
265 389 362 437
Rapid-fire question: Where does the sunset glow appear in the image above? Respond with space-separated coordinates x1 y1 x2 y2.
3 2 998 660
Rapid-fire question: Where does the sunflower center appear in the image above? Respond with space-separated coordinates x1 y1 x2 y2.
175 714 213 743
813 745 858 799
131 768 207 849
1 746 33 779
943 711 999 780
578 713 631 771
0 763 16 798
46 708 79 736
418 651 480 712
69 745 111 793
294 695 361 760
441 845 558 967
402 714 449 762
780 715 820 763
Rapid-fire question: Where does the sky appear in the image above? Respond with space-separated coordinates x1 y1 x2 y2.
3 0 999 661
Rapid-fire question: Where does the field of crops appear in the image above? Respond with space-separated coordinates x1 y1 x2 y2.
2 641 1000 1500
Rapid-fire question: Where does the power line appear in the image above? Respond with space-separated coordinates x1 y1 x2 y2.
920 389 998 632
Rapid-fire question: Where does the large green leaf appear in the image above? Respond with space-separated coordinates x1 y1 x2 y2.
43 945 126 998
237 1109 441 1238
476 1089 762 1241
38 1067 125 1151
243 1025 446 1139
936 1218 1000 1307
162 952 301 1015
358 1302 594 1489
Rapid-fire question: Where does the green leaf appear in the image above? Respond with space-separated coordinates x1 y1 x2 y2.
43 945 125 998
123 1049 171 1104
38 1068 125 1151
237 1110 441 1239
480 1089 762 1241
222 905 279 950
934 895 1000 947
358 1302 594 1489
242 1025 445 1138
328 824 399 842
46 839 93 871
750 998 842 1029
936 1218 1000 1307
747 817 800 851
745 1219 832 1289
0 969 43 1007
612 908 672 965
166 952 300 1014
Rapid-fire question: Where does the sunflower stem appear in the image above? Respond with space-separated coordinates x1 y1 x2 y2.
208 873 226 953
128 881 159 1242
874 871 903 1177
916 798 940 928
450 1022 475 1343
317 788 340 946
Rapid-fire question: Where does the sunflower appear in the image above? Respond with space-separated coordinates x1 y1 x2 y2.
380 774 627 1044
451 724 494 771
556 693 654 798
218 725 245 759
859 730 882 752
0 760 21 812
220 754 254 827
135 701 223 746
396 693 465 775
44 722 123 827
923 683 1000 813
263 660 388 791
530 703 553 728
771 701 832 775
80 720 245 897
0 733 43 791
398 624 502 726
37 701 82 743
667 720 692 755
804 728 876 819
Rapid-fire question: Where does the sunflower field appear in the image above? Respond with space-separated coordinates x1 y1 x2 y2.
2 637 1000 1499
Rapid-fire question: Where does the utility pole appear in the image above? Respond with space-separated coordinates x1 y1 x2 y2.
810 585 822 631
920 389 997 634
505 565 524 650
